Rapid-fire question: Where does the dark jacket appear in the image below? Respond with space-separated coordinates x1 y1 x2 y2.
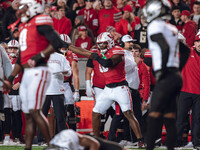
2 6 17 41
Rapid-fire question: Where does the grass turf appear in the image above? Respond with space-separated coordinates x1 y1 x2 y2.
0 146 193 150
0 146 45 150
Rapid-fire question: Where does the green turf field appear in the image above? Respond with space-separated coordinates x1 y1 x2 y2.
0 146 148 150
0 146 193 150
0 146 45 150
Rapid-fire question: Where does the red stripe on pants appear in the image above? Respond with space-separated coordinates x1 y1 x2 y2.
39 71 48 108
35 70 44 109
126 86 133 111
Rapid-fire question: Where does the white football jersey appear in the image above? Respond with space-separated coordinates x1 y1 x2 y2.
147 19 179 71
46 52 72 95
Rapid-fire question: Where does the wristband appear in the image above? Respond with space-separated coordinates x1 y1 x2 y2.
8 75 15 83
75 89 79 92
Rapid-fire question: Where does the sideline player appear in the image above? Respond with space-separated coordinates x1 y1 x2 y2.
143 0 190 149
85 46 115 138
3 0 70 149
60 34 80 130
68 32 144 148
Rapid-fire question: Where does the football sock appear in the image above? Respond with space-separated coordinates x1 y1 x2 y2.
164 117 176 150
4 108 12 135
146 116 163 150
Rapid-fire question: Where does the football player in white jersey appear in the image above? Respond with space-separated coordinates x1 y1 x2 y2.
143 0 190 149
44 129 126 150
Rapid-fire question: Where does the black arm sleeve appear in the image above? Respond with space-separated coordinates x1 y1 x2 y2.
150 33 169 71
37 25 68 51
143 57 152 67
95 56 113 68
179 41 190 70
86 58 94 68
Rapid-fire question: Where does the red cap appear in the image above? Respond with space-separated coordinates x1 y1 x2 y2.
50 6 57 11
123 5 132 13
78 26 87 31
195 34 200 41
181 10 190 17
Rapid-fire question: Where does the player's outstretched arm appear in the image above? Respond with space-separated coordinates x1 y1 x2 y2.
69 45 92 58
90 53 123 67
78 133 100 150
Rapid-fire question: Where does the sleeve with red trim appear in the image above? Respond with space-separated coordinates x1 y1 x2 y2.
35 15 53 26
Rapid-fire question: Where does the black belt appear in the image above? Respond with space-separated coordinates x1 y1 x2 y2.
166 67 179 72
106 80 128 88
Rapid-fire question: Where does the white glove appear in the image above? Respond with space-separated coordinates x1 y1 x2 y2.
73 90 80 102
86 80 94 97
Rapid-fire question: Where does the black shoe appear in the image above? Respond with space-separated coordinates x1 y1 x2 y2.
155 138 162 147
194 146 200 150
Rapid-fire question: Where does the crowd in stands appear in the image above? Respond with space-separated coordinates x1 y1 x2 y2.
0 0 200 149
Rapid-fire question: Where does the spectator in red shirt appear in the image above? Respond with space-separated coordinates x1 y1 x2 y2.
53 6 72 35
75 25 93 58
78 0 98 37
176 34 200 149
181 10 197 47
70 15 95 45
98 0 122 34
131 44 150 112
115 5 140 37
57 0 72 22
